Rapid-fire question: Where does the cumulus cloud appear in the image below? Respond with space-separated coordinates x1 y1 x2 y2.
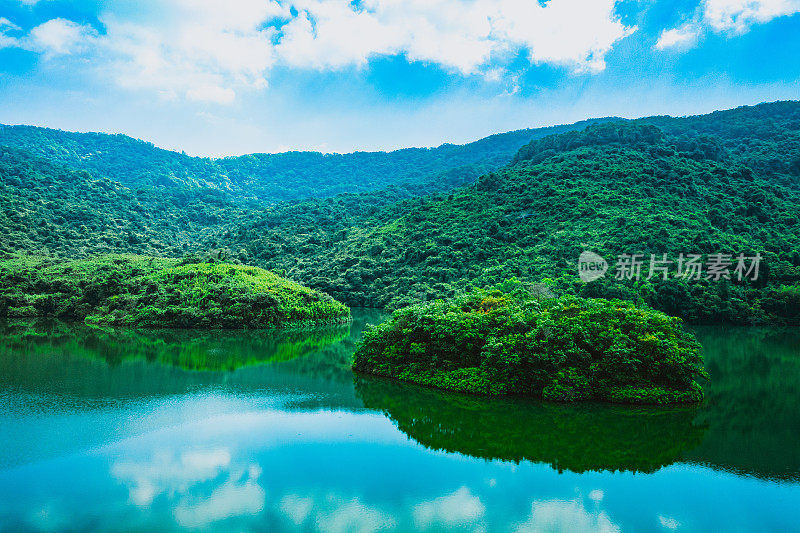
704 0 800 33
112 448 266 529
112 448 233 507
280 494 314 525
173 465 265 528
27 18 97 56
6 0 635 103
657 0 800 51
655 22 701 50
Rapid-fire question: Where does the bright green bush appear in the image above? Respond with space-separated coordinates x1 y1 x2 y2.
353 282 707 404
0 255 350 328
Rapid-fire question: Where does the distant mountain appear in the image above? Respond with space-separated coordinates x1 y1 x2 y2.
0 118 611 203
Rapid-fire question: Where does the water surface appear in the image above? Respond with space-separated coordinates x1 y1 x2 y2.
0 312 798 532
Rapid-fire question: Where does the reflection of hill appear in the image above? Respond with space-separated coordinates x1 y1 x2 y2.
0 320 350 371
687 327 800 481
0 310 388 403
355 376 707 474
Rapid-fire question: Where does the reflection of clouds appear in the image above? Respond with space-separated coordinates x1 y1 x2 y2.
277 493 395 533
280 494 313 525
174 465 265 528
111 448 265 528
315 496 396 533
514 498 620 533
412 486 485 530
659 515 680 530
589 490 604 503
112 448 232 506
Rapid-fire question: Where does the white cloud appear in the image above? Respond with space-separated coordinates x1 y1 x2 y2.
275 0 633 75
657 0 800 52
7 0 635 103
412 486 486 530
514 498 620 533
0 17 21 31
0 17 22 49
27 18 97 56
112 448 267 529
655 22 701 50
704 0 800 33
97 0 285 103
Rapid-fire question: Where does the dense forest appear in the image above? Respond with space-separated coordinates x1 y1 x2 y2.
0 118 605 202
2 102 799 324
353 282 707 404
0 255 349 328
217 104 800 323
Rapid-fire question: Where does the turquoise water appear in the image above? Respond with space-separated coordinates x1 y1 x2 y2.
0 312 798 532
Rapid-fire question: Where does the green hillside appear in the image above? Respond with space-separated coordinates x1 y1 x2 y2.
0 146 244 257
2 102 799 324
0 118 606 202
220 103 800 323
0 255 349 328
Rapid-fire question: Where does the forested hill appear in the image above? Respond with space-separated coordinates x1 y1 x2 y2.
0 146 244 257
3 100 800 323
0 118 608 203
216 102 800 323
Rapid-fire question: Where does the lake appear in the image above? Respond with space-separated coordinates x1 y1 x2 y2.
0 310 798 532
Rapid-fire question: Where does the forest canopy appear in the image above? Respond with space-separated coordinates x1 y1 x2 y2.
2 102 799 324
353 282 707 404
0 255 350 328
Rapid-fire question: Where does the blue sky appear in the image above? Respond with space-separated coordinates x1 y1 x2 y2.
1 0 799 156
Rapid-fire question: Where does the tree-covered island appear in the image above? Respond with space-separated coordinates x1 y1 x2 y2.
353 282 707 404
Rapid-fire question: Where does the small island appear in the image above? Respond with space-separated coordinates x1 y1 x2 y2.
0 255 350 328
353 282 707 404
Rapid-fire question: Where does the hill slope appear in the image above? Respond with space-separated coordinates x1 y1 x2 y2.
0 146 244 257
0 255 349 328
219 106 800 323
0 119 608 202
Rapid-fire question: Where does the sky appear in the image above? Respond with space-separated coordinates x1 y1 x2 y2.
1 0 799 157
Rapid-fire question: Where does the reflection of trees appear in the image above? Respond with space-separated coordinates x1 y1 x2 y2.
0 310 388 405
687 327 800 481
0 319 350 371
355 376 707 474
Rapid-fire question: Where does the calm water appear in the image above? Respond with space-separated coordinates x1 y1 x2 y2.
0 311 798 532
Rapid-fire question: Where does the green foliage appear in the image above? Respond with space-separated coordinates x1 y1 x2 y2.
3 103 800 325
0 255 350 328
0 119 601 202
220 102 800 323
0 146 244 257
352 283 707 404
